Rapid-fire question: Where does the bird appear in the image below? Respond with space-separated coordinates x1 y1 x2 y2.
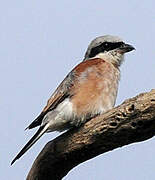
11 35 135 165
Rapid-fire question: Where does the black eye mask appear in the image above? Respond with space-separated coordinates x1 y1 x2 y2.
89 41 124 58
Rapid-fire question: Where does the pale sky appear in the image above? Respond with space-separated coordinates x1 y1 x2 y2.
1 1 155 179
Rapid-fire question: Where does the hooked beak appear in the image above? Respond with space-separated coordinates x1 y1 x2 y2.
119 43 135 53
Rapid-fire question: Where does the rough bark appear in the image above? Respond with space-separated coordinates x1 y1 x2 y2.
27 90 155 180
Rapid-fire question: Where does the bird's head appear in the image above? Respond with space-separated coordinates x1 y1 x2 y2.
84 35 135 67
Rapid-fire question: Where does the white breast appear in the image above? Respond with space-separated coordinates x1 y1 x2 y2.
56 98 73 119
42 98 74 132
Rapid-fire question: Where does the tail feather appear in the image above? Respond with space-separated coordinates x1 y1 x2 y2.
25 113 45 130
11 124 48 165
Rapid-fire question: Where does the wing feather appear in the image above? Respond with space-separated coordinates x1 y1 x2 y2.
26 71 75 129
26 58 104 130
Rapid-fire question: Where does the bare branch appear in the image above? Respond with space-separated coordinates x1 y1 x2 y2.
27 90 155 180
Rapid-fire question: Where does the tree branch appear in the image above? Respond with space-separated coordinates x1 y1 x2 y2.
27 90 155 180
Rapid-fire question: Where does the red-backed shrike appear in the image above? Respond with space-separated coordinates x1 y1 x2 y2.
11 35 135 165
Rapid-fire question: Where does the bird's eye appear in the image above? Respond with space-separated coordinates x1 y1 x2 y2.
104 42 109 47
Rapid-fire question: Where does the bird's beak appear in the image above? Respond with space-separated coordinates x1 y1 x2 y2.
119 43 135 53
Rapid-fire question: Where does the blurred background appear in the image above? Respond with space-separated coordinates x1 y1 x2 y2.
1 1 155 179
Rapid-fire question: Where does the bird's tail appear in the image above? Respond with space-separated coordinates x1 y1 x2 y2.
11 124 49 165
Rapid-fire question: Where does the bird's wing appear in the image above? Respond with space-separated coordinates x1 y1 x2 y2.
11 58 109 165
26 58 104 130
26 71 75 129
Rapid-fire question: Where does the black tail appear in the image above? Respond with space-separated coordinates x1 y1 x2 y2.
25 112 45 130
11 124 48 165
